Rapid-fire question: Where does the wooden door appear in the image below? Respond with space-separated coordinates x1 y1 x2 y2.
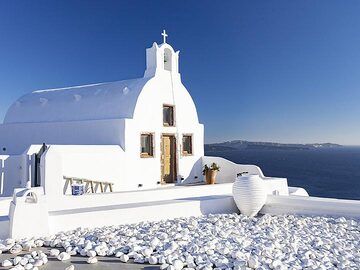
161 135 176 183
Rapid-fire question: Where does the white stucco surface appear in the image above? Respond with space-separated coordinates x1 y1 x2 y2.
4 78 150 124
0 119 126 155
261 194 360 218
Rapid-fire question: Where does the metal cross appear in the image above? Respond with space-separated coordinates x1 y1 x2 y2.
161 30 168 44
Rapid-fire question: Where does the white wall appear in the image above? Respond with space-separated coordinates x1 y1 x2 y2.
200 156 265 184
0 155 28 196
124 70 204 189
39 145 126 205
261 194 360 218
0 119 126 155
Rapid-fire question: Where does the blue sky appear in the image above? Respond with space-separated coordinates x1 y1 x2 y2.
1 1 360 145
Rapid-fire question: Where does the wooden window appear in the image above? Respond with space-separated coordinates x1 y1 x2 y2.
182 135 193 155
140 133 154 157
163 105 174 126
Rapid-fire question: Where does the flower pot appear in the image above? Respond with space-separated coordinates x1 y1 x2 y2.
205 170 217 184
232 174 266 217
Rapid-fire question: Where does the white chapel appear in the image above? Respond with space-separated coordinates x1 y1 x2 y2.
0 31 205 195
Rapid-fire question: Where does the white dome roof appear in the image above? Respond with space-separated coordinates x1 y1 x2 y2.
4 77 151 124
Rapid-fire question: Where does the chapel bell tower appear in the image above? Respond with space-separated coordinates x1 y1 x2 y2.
144 30 180 77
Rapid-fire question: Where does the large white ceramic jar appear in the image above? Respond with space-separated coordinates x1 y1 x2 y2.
232 174 267 217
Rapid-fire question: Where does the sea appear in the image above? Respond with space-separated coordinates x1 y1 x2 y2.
205 147 360 200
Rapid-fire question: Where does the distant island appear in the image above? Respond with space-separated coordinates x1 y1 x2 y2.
205 140 343 151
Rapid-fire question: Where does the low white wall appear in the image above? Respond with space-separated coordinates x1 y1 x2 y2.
201 156 265 183
49 195 237 233
48 183 237 233
261 194 360 218
40 145 126 208
0 155 28 196
46 182 235 212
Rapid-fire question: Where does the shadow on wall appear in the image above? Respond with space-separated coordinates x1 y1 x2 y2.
179 156 264 186
199 195 239 215
180 158 204 185
0 156 28 197
177 195 239 215
203 156 264 183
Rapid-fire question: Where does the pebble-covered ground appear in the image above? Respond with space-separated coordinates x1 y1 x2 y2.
0 213 359 270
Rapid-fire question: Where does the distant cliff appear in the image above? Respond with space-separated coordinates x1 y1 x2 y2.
205 140 342 151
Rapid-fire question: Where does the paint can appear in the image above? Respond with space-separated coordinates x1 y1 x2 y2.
71 184 85 196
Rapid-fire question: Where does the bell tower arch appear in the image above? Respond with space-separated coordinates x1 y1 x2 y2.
144 30 180 77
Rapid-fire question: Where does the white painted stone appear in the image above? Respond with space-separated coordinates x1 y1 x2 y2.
49 249 60 257
115 251 124 258
87 257 98 264
248 256 260 268
149 256 158 264
142 247 152 257
65 265 75 270
150 237 160 248
2 259 13 267
10 244 22 254
34 240 43 247
57 252 71 261
172 259 184 270
86 250 96 257
119 254 129 263
20 258 28 266
41 257 48 264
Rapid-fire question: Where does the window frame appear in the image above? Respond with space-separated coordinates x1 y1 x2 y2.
140 133 155 158
163 104 175 127
182 134 193 156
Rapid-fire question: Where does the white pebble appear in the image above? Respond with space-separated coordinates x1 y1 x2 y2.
2 259 13 267
20 258 29 266
30 251 37 258
148 256 158 264
42 257 48 264
115 251 123 258
248 256 260 268
65 265 75 270
10 244 22 254
172 259 184 270
119 254 129 263
142 248 152 257
86 250 96 257
13 256 22 265
24 263 34 270
57 252 71 261
49 249 60 257
87 257 98 264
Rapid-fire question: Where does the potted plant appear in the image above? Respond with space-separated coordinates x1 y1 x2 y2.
202 163 220 184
